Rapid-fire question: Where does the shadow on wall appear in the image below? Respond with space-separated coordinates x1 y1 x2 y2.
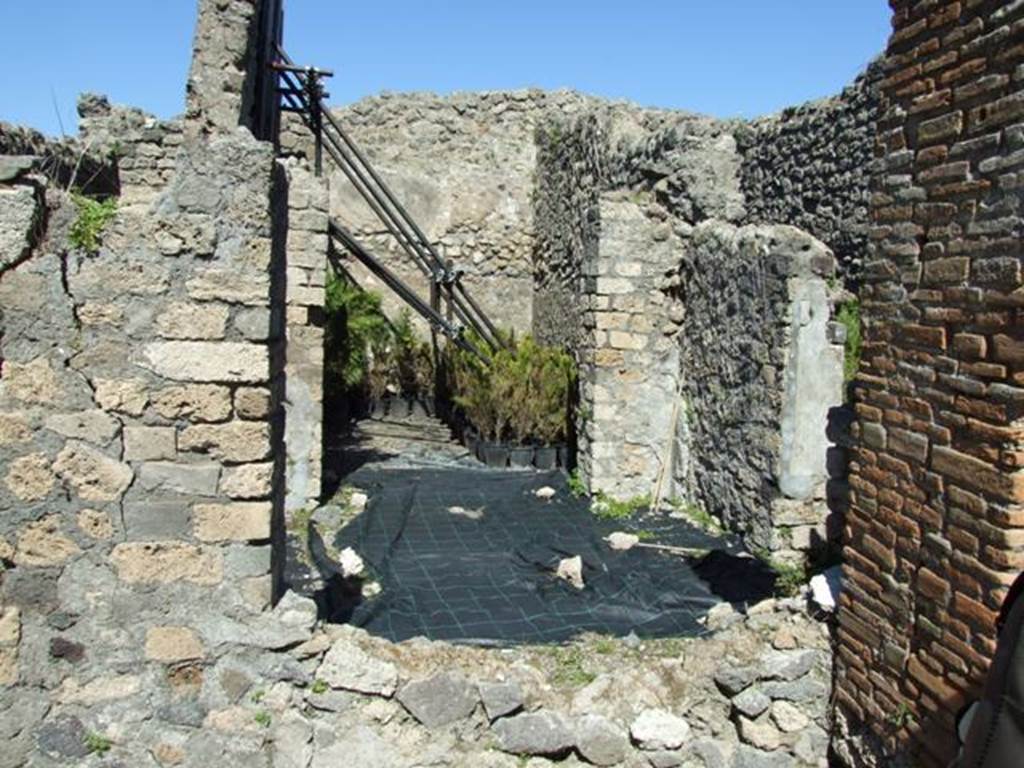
823 404 856 551
269 162 290 602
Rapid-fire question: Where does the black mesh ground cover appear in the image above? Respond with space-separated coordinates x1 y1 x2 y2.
316 466 776 645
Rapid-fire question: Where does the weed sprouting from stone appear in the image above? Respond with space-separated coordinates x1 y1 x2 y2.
549 646 596 687
669 498 722 533
754 548 808 598
311 679 328 695
567 469 587 498
84 732 112 755
591 493 649 520
887 701 915 729
254 710 272 728
836 299 861 384
68 192 117 253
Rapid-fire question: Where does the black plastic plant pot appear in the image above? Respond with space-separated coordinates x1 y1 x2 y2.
480 441 510 469
509 446 535 469
533 445 558 471
369 398 387 421
556 444 570 468
391 396 410 419
408 398 428 420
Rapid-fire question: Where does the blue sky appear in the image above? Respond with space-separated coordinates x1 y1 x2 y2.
3 2 891 137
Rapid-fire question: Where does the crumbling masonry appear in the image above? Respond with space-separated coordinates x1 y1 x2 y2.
0 0 1022 766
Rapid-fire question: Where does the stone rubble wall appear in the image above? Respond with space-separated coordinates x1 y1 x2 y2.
0 2 325 763
280 90 593 335
738 62 884 280
186 0 264 135
668 222 845 558
531 98 848 557
0 106 287 765
531 111 605 353
834 1 1024 766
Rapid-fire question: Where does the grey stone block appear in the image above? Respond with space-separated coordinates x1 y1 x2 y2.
397 673 479 728
137 462 220 496
123 500 191 540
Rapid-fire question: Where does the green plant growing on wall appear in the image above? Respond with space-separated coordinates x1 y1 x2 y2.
754 548 808 598
887 701 915 729
68 192 117 253
567 469 587 498
836 300 861 384
84 732 112 756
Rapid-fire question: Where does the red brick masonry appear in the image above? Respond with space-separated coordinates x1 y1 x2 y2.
835 0 1024 765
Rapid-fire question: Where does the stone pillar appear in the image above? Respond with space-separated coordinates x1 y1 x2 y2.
834 1 1024 765
578 194 681 500
281 161 328 513
186 0 266 135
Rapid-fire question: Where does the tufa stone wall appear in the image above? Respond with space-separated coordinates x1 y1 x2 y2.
577 194 683 500
0 2 332 763
738 63 884 280
186 0 264 135
668 222 845 558
531 101 848 557
834 0 1024 765
280 90 591 335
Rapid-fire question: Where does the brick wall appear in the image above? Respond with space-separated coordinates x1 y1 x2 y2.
834 1 1024 765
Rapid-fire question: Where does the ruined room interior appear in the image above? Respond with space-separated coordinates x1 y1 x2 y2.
1 1 1022 767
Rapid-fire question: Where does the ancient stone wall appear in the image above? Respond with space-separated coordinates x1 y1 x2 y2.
531 101 847 556
668 222 845 558
280 91 592 336
281 162 327 514
739 64 884 280
834 1 1024 765
186 0 264 135
531 112 605 352
577 195 682 500
0 2 333 763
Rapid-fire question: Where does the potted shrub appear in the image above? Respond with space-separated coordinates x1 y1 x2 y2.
324 271 391 422
533 346 575 469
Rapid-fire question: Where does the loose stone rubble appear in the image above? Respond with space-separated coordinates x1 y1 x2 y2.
6 584 828 767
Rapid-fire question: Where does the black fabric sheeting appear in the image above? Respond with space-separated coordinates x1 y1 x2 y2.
322 466 774 645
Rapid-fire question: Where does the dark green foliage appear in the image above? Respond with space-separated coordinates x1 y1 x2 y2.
324 271 391 402
391 310 434 399
449 331 576 444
